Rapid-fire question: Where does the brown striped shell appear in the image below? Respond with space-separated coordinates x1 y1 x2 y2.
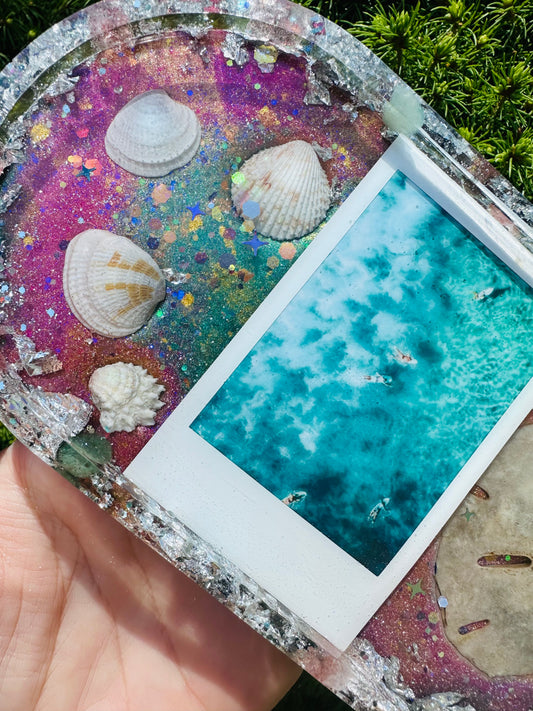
63 229 166 338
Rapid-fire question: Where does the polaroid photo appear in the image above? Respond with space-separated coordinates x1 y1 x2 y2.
125 136 533 651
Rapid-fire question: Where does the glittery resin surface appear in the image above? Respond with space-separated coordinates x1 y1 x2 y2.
1 30 385 468
1 7 532 711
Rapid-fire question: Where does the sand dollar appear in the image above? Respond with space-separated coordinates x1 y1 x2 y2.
435 424 533 676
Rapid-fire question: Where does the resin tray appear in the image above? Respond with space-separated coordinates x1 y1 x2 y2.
1 1 532 709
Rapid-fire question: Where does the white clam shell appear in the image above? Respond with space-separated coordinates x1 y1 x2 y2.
89 361 165 433
63 229 166 338
231 140 330 241
105 89 201 177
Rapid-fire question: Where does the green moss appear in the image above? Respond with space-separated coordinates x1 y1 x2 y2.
0 422 15 450
343 0 533 199
274 671 349 710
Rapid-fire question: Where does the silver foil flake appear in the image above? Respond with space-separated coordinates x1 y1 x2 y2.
18 353 63 376
137 509 154 530
4 151 25 172
0 120 27 176
137 17 164 36
90 471 113 494
0 182 22 212
6 116 27 146
199 46 210 65
382 655 415 701
0 327 63 375
159 529 188 559
0 365 91 461
12 333 62 375
323 642 411 711
44 73 80 99
342 102 359 121
304 62 331 106
221 33 249 66
0 153 16 178
162 267 190 285
180 22 212 40
330 176 343 203
253 44 278 73
28 31 66 71
413 693 474 711
320 638 480 711
98 492 114 509
21 389 91 452
311 141 332 162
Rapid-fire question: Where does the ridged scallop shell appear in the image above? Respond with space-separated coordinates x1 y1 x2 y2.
105 89 201 177
231 140 330 241
89 361 165 433
63 229 166 338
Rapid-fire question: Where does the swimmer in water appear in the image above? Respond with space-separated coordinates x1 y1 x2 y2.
473 287 494 301
473 286 509 301
392 347 417 365
282 490 307 507
368 497 391 524
362 373 392 386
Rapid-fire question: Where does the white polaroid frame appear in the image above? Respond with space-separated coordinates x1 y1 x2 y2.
126 136 533 651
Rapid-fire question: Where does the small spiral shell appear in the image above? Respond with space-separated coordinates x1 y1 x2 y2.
89 361 165 433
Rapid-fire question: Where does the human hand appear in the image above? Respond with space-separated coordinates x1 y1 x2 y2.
0 442 300 710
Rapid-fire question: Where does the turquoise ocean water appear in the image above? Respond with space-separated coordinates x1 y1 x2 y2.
192 172 533 575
